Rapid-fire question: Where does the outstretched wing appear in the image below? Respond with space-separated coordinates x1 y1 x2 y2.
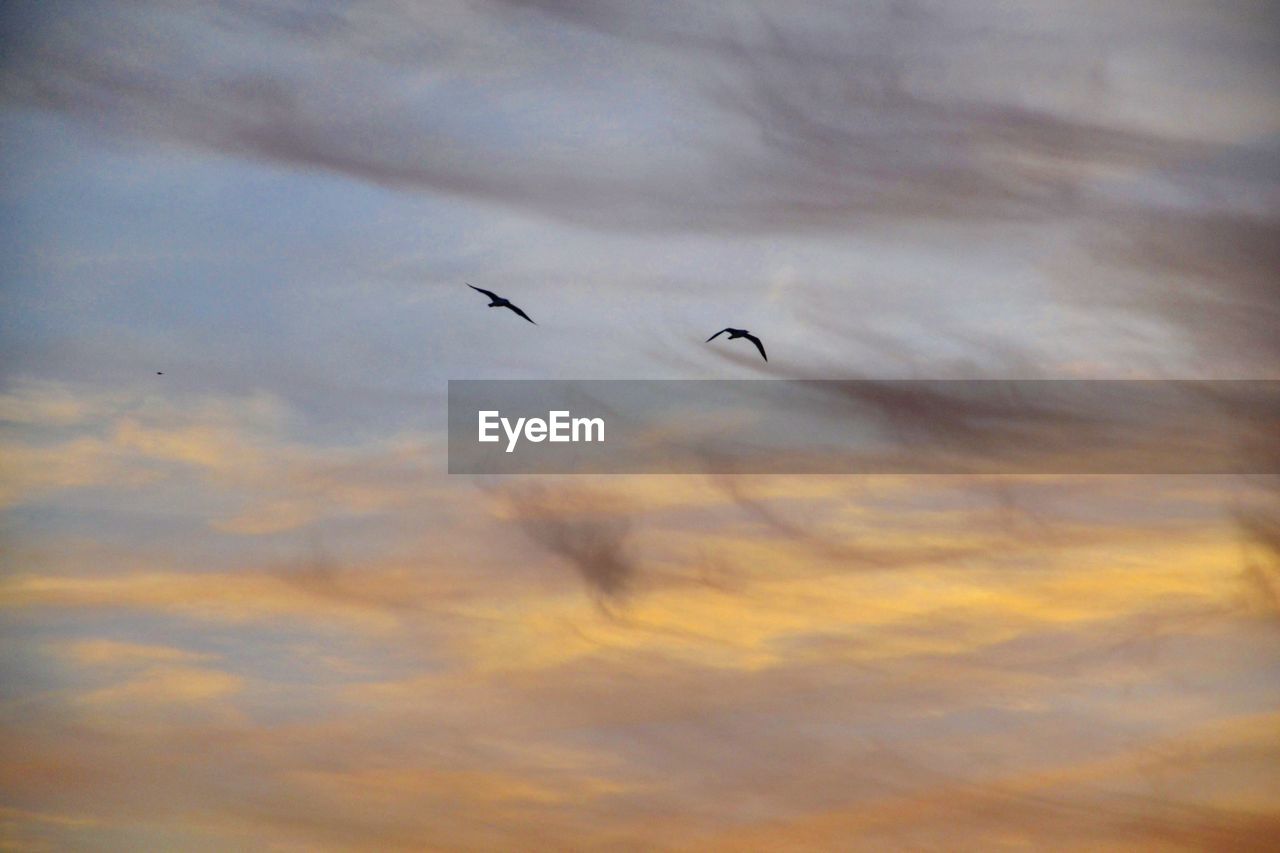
706 328 731 342
744 333 767 361
505 302 536 324
467 283 500 300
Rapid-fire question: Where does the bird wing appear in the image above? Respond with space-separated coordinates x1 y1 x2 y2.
505 302 536 324
467 283 500 300
706 328 731 342
744 333 767 361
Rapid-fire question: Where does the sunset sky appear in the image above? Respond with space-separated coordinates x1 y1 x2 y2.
2 2 1279 849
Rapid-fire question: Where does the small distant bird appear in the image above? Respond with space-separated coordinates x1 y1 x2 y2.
707 328 767 361
467 284 535 324
156 372 164 375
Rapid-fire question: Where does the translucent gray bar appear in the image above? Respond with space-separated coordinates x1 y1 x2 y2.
447 380 1279 474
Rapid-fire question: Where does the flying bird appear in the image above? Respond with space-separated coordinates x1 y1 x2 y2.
156 372 164 375
707 328 767 361
468 284 535 324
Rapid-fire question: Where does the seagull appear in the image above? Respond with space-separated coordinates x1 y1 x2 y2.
467 284 535 324
706 328 767 361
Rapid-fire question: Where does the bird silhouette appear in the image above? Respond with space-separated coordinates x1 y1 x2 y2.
707 328 767 361
468 284 535 324
156 372 164 375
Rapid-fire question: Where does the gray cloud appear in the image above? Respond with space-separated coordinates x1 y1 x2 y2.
492 482 638 603
1083 209 1280 376
4 1 1274 234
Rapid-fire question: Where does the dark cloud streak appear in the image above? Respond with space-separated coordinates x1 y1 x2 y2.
491 482 638 603
4 1 1273 234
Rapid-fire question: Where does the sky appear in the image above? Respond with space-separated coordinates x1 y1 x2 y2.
1 1 1279 849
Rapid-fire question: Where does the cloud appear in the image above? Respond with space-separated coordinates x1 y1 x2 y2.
2 3 1278 847
702 470 997 569
1 570 414 630
492 482 638 603
0 435 155 507
1081 209 1280 377
78 664 243 706
704 717 1280 850
4 1 1273 233
1 515 1272 849
1237 468 1280 619
0 382 442 531
57 639 215 667
0 381 104 427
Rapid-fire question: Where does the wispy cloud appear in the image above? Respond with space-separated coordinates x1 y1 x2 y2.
490 482 639 603
2 1 1277 847
5 1 1274 233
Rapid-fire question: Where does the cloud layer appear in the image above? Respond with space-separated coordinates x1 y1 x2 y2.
2 0 1278 848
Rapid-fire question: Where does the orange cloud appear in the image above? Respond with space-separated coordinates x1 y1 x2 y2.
78 664 243 707
56 639 216 667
